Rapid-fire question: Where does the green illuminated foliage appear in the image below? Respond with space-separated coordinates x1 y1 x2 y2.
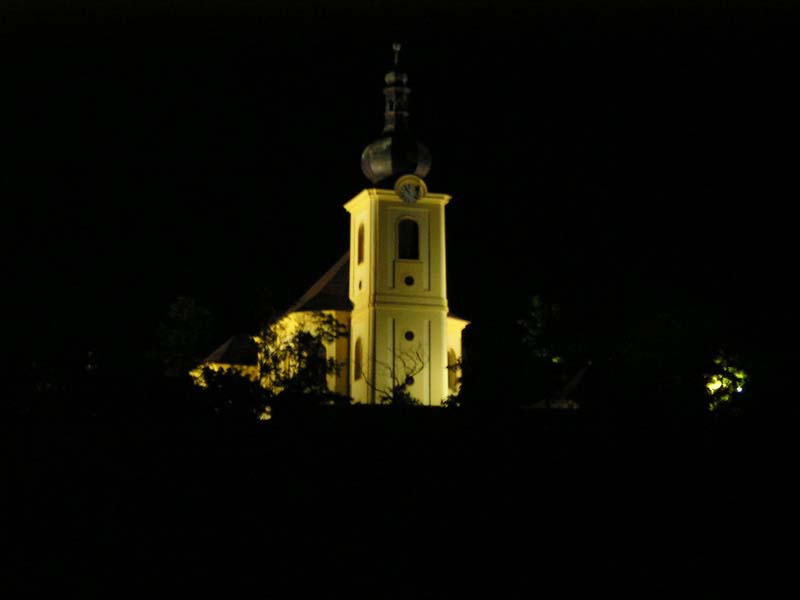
705 351 749 412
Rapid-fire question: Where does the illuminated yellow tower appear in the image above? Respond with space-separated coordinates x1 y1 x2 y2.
347 44 467 405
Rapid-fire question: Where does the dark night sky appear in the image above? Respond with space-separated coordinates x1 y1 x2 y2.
4 1 799 375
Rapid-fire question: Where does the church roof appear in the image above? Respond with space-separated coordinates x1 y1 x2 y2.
201 248 468 366
203 333 258 365
199 254 351 367
283 251 352 315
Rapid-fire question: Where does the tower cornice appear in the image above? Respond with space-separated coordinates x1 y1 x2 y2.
344 188 450 213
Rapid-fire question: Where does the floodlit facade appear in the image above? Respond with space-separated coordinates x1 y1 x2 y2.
193 44 468 405
346 188 467 405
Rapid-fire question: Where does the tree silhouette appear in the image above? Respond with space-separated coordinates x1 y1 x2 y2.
200 365 271 422
516 289 720 420
257 311 350 408
362 346 426 406
154 296 214 379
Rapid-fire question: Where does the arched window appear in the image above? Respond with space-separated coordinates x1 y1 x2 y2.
354 338 363 381
398 218 419 260
308 341 328 389
448 349 458 392
357 224 365 265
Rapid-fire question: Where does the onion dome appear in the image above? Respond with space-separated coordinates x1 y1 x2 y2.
361 43 431 185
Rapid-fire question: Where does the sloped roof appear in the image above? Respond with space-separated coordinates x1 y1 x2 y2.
199 253 351 366
203 333 258 365
201 250 470 366
283 251 352 315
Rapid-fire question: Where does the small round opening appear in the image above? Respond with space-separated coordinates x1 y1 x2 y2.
404 275 415 286
405 376 415 386
404 331 414 341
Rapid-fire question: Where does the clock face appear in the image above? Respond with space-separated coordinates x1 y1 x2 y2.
399 183 421 203
394 175 427 204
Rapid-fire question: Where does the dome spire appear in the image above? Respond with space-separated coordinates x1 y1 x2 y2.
360 43 432 185
382 44 410 134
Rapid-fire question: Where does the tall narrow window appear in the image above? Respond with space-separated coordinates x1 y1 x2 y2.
398 218 419 260
354 338 363 381
448 349 458 392
357 224 365 265
309 341 328 389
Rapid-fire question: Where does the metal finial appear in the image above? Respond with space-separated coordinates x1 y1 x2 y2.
393 43 401 66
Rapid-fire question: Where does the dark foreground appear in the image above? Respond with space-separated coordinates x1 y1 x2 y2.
4 406 796 597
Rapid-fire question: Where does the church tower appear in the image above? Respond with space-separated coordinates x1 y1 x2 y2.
346 44 466 406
